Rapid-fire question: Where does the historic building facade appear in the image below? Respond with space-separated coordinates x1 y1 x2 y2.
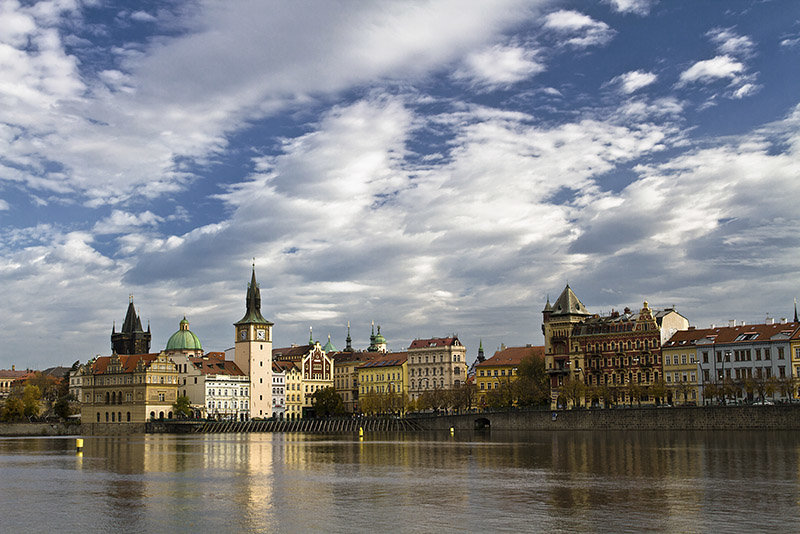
234 267 274 418
407 337 468 402
357 352 409 414
544 285 689 408
78 352 179 424
474 345 544 408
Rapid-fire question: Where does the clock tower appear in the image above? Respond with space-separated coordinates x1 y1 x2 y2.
234 265 274 418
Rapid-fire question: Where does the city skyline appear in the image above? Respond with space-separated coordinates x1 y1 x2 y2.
2 1 800 368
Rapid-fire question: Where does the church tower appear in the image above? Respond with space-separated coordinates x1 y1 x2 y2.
111 296 151 354
234 265 274 418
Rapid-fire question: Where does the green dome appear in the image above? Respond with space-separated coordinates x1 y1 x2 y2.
374 325 386 344
166 317 203 351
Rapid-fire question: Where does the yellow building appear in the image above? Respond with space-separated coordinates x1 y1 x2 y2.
661 328 710 404
357 352 409 415
790 326 800 400
333 351 376 413
275 361 303 420
475 345 544 408
273 340 334 418
79 352 179 424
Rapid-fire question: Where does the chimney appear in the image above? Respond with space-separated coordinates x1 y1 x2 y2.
688 326 696 330
728 319 735 327
11 365 14 371
766 316 774 325
781 317 787 324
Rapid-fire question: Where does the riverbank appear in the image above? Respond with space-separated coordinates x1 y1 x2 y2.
0 422 78 436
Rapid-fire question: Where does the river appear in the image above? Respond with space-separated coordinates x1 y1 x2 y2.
0 430 798 532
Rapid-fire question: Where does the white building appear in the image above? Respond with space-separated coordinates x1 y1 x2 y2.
272 363 285 419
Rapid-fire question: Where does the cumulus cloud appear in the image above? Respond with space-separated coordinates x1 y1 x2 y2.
609 70 658 94
708 27 755 57
454 45 545 89
678 55 744 85
93 210 165 235
543 10 615 48
603 0 655 15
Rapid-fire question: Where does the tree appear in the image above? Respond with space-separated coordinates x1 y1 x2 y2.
1 397 25 422
676 380 694 405
766 376 779 402
515 355 549 406
485 380 514 409
650 379 668 406
624 381 643 407
21 384 41 418
173 395 192 419
560 376 585 409
312 387 344 417
449 383 476 413
54 396 72 420
702 382 718 405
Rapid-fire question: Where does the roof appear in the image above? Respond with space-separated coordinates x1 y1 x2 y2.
166 317 203 351
235 267 273 326
0 369 30 379
665 322 800 346
331 351 379 364
357 352 408 369
476 346 545 367
408 337 461 349
189 356 244 376
91 353 161 374
272 360 299 373
273 345 311 360
549 285 590 316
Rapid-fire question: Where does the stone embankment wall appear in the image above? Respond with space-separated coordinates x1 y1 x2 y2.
0 423 78 436
415 405 800 431
80 422 146 435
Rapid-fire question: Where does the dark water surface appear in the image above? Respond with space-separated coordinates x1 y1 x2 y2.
1 430 798 533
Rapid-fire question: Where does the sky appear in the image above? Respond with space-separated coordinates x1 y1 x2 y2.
2 0 800 370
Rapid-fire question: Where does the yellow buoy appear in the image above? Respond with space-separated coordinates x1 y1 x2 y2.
450 427 454 435
76 438 84 452
358 426 364 437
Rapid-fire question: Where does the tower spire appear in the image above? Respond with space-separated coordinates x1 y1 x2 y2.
344 321 353 352
309 326 314 345
236 264 271 325
795 298 798 323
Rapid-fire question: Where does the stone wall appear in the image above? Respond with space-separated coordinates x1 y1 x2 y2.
0 422 77 436
415 405 800 431
80 422 146 436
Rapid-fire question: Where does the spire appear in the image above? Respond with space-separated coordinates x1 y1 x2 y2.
121 298 142 333
344 321 353 352
235 264 272 326
478 339 485 362
309 326 313 345
795 298 798 323
112 320 116 334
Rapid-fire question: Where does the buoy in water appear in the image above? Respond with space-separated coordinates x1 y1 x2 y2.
76 438 84 452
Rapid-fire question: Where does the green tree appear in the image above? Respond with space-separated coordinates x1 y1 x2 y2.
1 397 25 421
676 380 694 405
53 396 72 420
485 379 514 409
561 376 585 409
650 379 667 406
21 384 41 418
173 395 192 419
514 355 549 406
312 387 344 417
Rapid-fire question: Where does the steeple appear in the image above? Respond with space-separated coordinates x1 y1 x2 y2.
344 321 353 352
367 321 378 352
309 326 314 345
235 264 273 326
795 298 798 323
111 296 151 355
477 339 485 362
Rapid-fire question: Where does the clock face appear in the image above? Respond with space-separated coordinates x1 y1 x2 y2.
239 329 247 340
256 329 266 340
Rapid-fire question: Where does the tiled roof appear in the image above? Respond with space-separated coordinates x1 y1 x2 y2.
189 356 245 376
91 353 160 374
273 360 299 372
272 345 311 360
408 337 460 349
550 285 590 316
665 322 800 346
0 369 29 379
476 346 544 367
357 352 408 369
331 351 379 364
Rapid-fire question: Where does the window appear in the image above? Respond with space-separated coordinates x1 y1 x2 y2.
765 349 771 360
681 355 687 365
778 347 785 360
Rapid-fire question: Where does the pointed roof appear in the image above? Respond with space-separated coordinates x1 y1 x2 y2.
344 321 354 352
322 334 337 353
121 297 144 333
543 297 553 313
235 266 273 326
549 285 590 316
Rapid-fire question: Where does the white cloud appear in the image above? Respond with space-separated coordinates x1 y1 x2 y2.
0 199 9 210
678 55 744 85
708 27 755 57
130 10 156 22
603 0 655 15
610 70 658 94
731 83 759 99
93 210 164 235
543 10 615 48
454 45 544 89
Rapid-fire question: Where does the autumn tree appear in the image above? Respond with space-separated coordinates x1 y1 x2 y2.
312 387 345 417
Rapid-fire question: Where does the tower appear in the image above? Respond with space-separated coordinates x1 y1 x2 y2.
234 265 274 418
343 321 354 352
111 295 151 355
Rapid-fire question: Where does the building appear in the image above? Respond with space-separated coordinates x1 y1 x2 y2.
543 285 689 408
694 320 799 403
274 360 302 420
272 364 285 419
661 327 711 404
357 352 409 414
78 352 179 424
171 351 249 420
111 296 151 355
333 351 376 413
165 317 204 357
234 266 274 418
273 340 334 418
407 336 468 402
0 367 29 399
474 345 544 408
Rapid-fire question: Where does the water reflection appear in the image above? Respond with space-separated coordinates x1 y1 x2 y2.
1 431 800 532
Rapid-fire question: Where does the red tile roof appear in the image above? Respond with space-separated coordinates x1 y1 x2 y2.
665 322 800 346
189 356 245 376
272 345 311 360
0 369 30 379
91 353 161 374
272 360 299 372
357 352 408 369
408 337 460 349
476 346 544 367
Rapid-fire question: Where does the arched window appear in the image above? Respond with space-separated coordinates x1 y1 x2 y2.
126 412 131 422
96 413 100 422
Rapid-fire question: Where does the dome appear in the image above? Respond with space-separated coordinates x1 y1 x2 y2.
166 317 203 352
374 325 387 344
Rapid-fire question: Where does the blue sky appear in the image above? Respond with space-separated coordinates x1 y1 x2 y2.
2 0 800 369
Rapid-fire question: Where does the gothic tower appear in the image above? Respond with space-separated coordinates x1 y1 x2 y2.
234 265 274 418
111 296 151 354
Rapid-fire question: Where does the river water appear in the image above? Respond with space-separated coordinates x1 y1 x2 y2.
1 430 798 533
